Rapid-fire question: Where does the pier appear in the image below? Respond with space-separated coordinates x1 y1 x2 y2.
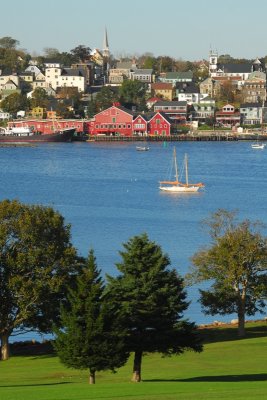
87 131 263 142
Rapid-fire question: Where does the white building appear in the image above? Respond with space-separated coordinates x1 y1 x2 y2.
0 110 10 120
45 67 86 92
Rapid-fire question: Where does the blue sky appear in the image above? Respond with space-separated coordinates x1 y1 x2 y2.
2 0 267 61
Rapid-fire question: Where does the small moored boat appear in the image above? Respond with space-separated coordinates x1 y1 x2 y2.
136 146 149 151
251 142 265 149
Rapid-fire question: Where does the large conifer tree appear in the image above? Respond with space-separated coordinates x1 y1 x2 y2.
106 233 202 382
54 250 128 384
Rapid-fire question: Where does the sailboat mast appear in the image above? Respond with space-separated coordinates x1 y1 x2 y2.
174 147 179 182
185 153 189 185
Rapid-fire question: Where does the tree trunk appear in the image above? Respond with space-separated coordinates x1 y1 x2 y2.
132 350 143 382
237 293 246 338
89 369 95 384
1 332 10 361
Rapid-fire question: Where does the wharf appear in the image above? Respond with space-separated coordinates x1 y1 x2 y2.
87 132 264 142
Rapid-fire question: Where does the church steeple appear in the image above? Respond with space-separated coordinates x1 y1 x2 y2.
209 49 218 76
102 27 110 58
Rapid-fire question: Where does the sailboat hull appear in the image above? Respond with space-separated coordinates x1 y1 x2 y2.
159 185 201 193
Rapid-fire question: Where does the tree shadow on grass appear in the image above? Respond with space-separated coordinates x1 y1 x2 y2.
0 382 71 388
144 374 267 383
199 323 267 344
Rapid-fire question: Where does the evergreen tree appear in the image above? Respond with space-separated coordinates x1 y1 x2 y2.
106 233 202 382
54 249 129 384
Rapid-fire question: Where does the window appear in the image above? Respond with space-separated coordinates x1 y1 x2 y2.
112 117 116 123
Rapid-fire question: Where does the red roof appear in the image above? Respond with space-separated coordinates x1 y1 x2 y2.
147 97 161 102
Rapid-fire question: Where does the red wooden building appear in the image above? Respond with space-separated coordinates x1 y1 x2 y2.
148 112 171 136
132 114 148 135
89 105 134 136
88 105 172 136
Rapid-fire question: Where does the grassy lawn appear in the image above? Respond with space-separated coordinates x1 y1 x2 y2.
0 322 266 400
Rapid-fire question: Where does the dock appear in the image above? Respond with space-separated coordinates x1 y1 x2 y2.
86 132 260 142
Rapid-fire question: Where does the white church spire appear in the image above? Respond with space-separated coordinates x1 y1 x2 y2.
102 27 110 58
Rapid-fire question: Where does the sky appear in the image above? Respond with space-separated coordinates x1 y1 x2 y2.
1 0 267 61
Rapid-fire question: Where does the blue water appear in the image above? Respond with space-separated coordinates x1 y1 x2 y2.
1 140 266 341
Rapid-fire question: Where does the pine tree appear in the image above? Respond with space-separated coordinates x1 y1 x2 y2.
54 249 129 384
106 233 202 382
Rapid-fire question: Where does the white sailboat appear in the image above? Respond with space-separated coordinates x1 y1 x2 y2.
251 143 265 149
251 138 265 149
159 148 204 193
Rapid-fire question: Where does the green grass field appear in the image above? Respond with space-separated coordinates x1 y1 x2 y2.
0 322 267 400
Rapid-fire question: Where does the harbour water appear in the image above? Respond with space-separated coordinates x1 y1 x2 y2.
1 140 266 341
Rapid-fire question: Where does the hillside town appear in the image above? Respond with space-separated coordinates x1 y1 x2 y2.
0 31 267 137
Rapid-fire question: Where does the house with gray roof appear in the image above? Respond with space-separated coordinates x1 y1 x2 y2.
239 102 267 125
153 100 188 122
131 69 154 83
25 65 43 77
175 81 204 103
108 60 138 85
158 71 193 86
191 97 216 124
